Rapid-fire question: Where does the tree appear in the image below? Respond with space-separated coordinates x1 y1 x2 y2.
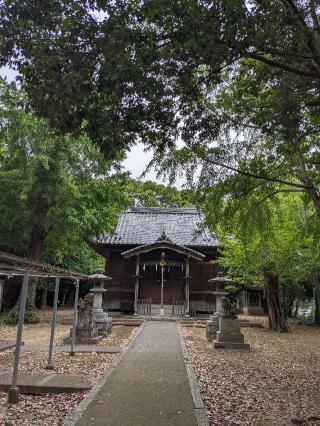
208 189 316 331
123 179 194 208
0 79 128 321
1 1 320 154
3 1 320 220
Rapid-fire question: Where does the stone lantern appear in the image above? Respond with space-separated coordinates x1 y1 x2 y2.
89 270 112 335
206 271 232 341
209 271 232 316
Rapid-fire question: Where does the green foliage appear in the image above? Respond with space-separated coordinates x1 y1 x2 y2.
1 0 320 161
5 304 40 325
0 79 128 274
216 192 314 282
299 310 315 326
225 284 240 303
123 179 194 208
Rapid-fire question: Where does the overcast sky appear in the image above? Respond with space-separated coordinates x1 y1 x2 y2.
0 66 178 187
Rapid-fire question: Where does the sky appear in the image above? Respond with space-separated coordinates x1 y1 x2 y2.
0 66 177 187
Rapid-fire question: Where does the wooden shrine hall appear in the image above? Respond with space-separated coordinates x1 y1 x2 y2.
92 207 220 316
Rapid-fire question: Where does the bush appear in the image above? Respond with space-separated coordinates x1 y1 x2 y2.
4 306 41 325
225 284 240 302
299 309 315 326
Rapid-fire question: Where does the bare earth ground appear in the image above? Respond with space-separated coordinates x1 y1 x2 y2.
182 324 320 426
0 324 139 426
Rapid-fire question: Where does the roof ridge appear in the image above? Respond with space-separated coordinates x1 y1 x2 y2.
126 207 201 214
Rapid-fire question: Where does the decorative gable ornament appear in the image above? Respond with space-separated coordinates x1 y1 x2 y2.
155 229 172 243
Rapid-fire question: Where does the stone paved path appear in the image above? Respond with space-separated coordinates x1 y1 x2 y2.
75 321 198 426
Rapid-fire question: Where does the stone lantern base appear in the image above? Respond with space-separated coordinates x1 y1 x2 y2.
214 317 250 351
206 316 220 341
94 312 112 337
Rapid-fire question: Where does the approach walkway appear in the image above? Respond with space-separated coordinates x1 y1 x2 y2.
75 321 198 426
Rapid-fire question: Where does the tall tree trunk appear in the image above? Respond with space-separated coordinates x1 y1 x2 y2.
313 269 320 326
25 218 47 308
40 287 48 310
5 199 49 324
264 270 289 332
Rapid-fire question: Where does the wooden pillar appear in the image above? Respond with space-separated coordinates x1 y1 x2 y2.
104 252 111 310
105 251 111 276
0 279 4 312
185 257 190 316
134 256 140 315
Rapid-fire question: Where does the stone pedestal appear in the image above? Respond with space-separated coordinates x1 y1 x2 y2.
214 317 250 351
206 289 229 341
64 293 102 344
206 316 219 341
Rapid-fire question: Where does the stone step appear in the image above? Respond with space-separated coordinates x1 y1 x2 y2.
0 340 24 352
240 322 263 328
214 341 251 351
0 372 92 394
112 320 144 326
21 345 121 354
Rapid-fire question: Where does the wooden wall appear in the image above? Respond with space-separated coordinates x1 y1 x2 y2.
98 244 220 313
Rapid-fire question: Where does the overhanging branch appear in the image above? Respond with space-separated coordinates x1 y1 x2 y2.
201 154 311 190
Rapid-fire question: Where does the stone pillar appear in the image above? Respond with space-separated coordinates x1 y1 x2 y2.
0 279 4 312
134 256 140 315
242 291 249 315
89 273 112 336
185 257 190 316
214 317 250 351
215 292 224 316
206 317 219 342
91 281 106 314
207 288 228 341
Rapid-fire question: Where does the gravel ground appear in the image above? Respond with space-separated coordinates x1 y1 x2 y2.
0 322 137 347
0 325 139 426
182 324 320 426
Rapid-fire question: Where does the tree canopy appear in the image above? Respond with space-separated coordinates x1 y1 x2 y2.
0 78 127 269
2 1 320 156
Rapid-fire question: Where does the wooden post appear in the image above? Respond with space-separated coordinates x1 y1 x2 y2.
160 265 164 315
104 252 111 311
134 256 139 315
8 273 29 403
185 257 190 317
70 279 80 356
0 279 4 312
46 276 60 369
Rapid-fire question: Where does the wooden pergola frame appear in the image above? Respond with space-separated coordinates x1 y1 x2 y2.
0 251 89 404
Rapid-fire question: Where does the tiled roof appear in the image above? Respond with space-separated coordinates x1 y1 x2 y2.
99 207 219 247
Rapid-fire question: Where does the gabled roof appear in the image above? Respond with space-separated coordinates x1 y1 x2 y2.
99 207 219 247
121 234 206 261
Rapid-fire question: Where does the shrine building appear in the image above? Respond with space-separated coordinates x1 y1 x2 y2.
92 207 222 316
